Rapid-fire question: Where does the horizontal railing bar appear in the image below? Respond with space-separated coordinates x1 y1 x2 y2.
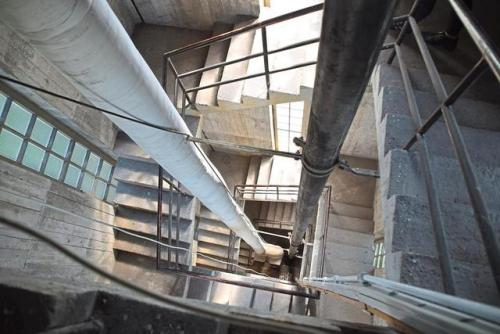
362 275 500 326
256 230 290 239
163 3 324 57
448 0 500 81
178 37 320 79
187 137 302 159
409 16 500 291
235 184 299 188
160 266 319 298
185 61 316 93
404 57 488 150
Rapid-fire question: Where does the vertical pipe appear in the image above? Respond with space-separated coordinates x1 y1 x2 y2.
289 0 399 257
157 166 163 269
261 27 271 100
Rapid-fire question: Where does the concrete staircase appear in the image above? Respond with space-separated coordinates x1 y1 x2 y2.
194 205 241 271
373 63 500 305
112 131 197 267
256 201 296 230
193 2 321 113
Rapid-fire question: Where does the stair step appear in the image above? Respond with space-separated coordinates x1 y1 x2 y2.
195 255 231 271
329 214 373 234
199 206 221 221
114 232 189 264
217 18 257 107
254 157 273 200
197 229 235 247
114 214 192 244
113 132 152 160
266 202 277 221
331 201 374 221
114 181 194 219
327 227 374 249
259 202 269 220
243 156 261 200
198 242 235 259
196 23 232 110
198 217 231 235
374 63 500 105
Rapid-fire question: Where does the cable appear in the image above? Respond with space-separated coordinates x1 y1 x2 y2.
0 216 325 334
0 74 298 160
0 188 267 276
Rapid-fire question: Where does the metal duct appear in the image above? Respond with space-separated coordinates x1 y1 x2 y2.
289 0 398 257
0 0 282 259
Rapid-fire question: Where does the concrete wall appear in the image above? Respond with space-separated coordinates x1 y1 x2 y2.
209 151 250 193
0 160 115 282
120 0 259 31
0 21 118 158
108 0 139 35
132 24 210 105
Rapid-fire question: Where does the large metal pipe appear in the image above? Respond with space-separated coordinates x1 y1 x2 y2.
0 0 282 259
289 0 398 257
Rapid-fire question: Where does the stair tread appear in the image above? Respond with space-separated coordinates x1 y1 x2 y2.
114 182 194 219
375 63 500 105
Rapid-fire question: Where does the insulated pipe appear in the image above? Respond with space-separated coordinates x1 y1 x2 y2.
0 0 282 259
289 0 398 257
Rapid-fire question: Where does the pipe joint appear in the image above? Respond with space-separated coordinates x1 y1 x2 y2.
301 157 336 178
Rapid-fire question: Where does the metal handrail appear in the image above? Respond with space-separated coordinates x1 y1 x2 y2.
163 3 323 58
387 0 500 293
302 274 500 333
234 184 300 202
161 3 324 122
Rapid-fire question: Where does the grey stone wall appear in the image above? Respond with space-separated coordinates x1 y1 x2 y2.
0 159 115 282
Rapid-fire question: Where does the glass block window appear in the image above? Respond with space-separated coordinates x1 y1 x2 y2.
275 101 304 152
0 91 115 203
373 239 385 269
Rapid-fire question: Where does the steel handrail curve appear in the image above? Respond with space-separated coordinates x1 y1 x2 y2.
163 3 323 58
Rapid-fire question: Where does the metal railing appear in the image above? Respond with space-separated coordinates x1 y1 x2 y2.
299 186 331 280
383 0 500 294
302 274 500 333
234 184 300 202
161 3 323 117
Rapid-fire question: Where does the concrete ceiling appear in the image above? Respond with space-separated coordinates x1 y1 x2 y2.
125 0 260 31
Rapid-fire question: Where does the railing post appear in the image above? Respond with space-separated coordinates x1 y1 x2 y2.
181 89 186 119
261 27 271 100
174 77 179 109
168 174 173 265
156 166 163 269
175 180 181 268
161 56 167 92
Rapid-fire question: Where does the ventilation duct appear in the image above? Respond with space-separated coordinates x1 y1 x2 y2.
0 0 282 260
